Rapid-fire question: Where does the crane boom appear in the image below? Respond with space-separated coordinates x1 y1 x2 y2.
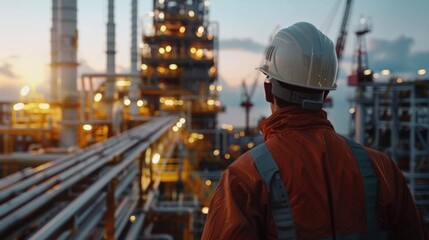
335 0 353 63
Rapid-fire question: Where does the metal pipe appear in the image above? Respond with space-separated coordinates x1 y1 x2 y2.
75 193 106 225
0 122 158 218
50 0 59 102
115 195 138 239
129 0 139 116
105 0 116 120
28 117 178 240
115 168 137 199
125 213 145 239
58 0 78 147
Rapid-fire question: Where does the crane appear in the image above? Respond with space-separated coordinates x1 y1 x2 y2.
335 0 353 63
240 26 280 135
324 0 354 108
240 78 258 135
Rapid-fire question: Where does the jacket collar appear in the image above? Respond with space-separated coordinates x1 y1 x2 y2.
258 105 334 141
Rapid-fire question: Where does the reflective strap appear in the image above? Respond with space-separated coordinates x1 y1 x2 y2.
342 137 378 231
250 143 297 240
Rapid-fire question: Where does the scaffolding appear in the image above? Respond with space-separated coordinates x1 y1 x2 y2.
352 79 429 220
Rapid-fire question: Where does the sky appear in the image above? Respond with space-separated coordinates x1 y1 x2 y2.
1 0 429 135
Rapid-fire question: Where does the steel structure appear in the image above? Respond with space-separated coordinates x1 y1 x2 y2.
0 116 210 239
352 80 429 221
140 0 223 129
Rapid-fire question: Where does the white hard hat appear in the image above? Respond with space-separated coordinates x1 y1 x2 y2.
258 22 338 91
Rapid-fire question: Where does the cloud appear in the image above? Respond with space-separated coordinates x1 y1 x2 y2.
367 36 429 75
409 50 429 70
220 38 265 53
0 61 19 79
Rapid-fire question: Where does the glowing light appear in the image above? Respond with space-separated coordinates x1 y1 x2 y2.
165 45 172 52
169 64 178 70
224 153 231 160
159 0 165 4
373 73 380 79
38 103 50 109
124 98 131 106
363 69 372 76
381 69 390 75
94 93 102 102
216 85 223 92
221 124 234 132
179 26 186 33
207 99 215 106
188 137 195 143
213 149 220 156
197 26 204 33
83 124 92 131
190 47 196 54
157 66 166 73
159 12 165 19
204 0 210 7
205 179 212 186
179 118 186 124
20 85 30 97
247 142 255 149
13 102 25 111
231 144 241 151
418 69 426 75
239 132 245 137
141 64 148 71
396 78 403 84
205 51 213 59
130 215 136 223
137 100 144 107
159 47 165 54
202 207 209 214
160 25 167 32
188 10 195 17
209 66 216 74
116 80 130 87
152 153 161 164
196 49 203 58
349 107 356 114
165 99 174 106
209 84 215 91
172 126 179 132
176 122 183 128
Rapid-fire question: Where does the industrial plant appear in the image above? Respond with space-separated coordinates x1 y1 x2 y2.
0 0 428 239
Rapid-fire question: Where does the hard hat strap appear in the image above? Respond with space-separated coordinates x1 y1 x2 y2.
271 79 325 110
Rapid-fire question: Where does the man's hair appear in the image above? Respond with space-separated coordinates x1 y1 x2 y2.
274 81 329 108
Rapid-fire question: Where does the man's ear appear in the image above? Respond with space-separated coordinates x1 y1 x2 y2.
264 81 274 103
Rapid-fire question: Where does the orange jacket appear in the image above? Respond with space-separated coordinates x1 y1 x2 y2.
202 106 428 240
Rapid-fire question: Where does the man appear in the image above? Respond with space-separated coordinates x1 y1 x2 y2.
201 22 428 239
